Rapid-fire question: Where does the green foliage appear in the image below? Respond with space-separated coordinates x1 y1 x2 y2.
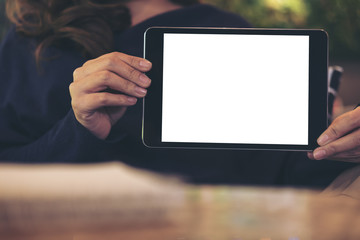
306 0 360 60
206 0 308 28
205 0 360 60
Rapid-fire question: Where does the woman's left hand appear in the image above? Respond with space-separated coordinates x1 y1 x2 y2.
308 107 360 163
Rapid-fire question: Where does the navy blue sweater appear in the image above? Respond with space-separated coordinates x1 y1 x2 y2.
0 4 354 187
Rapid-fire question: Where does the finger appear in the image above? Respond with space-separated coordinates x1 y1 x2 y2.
111 52 152 71
307 152 315 160
77 52 152 87
313 128 360 160
75 71 148 98
315 147 360 163
84 52 152 73
317 108 360 146
326 150 360 163
72 92 137 113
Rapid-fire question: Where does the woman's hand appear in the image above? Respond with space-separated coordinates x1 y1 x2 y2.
69 52 152 139
308 107 360 163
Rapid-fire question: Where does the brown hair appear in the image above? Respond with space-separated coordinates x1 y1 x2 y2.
6 0 199 63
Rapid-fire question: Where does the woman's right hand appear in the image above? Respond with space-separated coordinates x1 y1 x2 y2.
69 52 152 140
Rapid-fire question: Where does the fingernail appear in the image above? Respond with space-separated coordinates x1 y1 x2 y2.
135 87 147 96
317 134 329 145
127 97 137 104
139 74 151 85
139 60 152 68
313 149 326 160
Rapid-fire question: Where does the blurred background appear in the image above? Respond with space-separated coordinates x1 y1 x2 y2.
0 0 359 105
204 0 360 106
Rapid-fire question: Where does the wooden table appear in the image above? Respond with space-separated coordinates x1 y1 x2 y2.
0 162 359 240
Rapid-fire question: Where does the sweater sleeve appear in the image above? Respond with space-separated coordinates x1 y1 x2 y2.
0 110 113 163
0 28 128 163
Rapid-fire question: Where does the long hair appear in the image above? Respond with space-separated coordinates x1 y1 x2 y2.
6 0 200 63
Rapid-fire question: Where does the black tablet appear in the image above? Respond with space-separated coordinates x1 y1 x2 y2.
142 27 328 151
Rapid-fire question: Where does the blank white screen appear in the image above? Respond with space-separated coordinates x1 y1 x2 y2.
162 33 309 145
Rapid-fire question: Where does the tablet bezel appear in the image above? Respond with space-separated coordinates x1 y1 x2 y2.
142 27 328 151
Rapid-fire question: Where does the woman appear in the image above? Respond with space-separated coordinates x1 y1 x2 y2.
0 0 356 187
